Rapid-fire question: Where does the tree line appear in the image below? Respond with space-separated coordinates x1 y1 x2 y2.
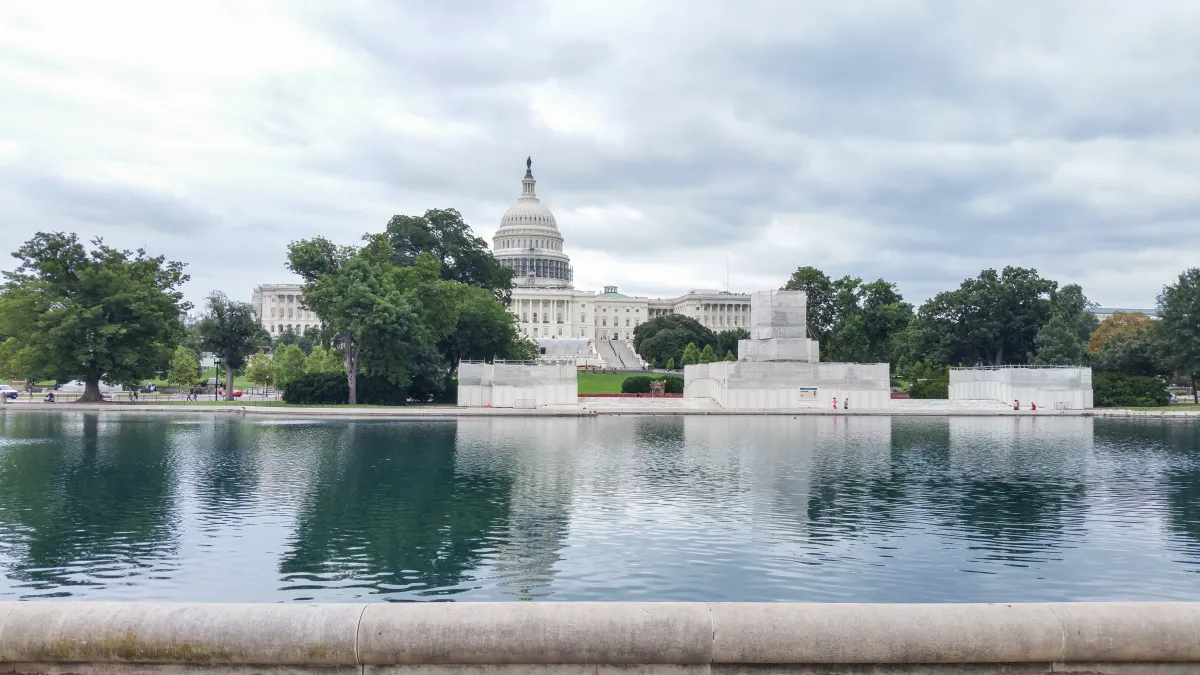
631 264 1200 402
0 209 534 403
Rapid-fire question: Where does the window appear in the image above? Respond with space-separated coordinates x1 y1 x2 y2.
557 312 563 323
625 319 630 326
625 308 629 312
533 312 538 323
603 308 607 312
581 304 586 308
581 313 586 322
522 312 528 322
602 318 607 326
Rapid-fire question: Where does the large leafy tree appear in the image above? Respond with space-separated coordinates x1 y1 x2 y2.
713 328 749 360
166 345 200 392
385 208 514 303
1158 268 1200 402
633 314 714 367
1032 314 1089 365
197 292 267 400
288 235 461 404
902 267 1056 366
1094 321 1172 377
272 344 308 391
1089 311 1154 354
0 232 190 401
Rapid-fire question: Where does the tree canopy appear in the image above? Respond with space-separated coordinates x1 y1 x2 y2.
0 232 190 401
633 314 715 368
287 233 528 405
1158 268 1200 401
197 291 267 399
901 267 1056 366
1089 312 1154 354
385 208 514 304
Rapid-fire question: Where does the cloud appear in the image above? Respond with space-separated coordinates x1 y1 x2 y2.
3 0 1199 309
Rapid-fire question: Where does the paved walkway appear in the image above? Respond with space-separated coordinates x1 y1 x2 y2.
4 399 1197 418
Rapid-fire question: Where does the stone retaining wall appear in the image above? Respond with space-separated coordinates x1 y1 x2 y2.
1 602 1199 674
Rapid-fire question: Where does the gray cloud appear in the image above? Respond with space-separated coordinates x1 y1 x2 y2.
2 0 1198 309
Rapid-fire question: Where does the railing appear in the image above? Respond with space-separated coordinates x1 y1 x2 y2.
950 365 1086 371
0 602 1197 673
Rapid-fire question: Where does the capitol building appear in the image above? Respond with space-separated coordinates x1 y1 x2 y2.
494 158 749 366
251 158 750 369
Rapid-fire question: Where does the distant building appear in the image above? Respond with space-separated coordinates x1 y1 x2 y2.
492 158 750 352
250 283 321 336
1092 307 1158 322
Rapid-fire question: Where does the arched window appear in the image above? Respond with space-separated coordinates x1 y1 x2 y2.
602 318 607 326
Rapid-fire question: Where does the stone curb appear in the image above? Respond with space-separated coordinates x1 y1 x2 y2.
3 603 1200 666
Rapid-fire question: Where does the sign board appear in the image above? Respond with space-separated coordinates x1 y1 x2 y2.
798 387 817 401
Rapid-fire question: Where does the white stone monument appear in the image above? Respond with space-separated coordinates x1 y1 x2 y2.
685 290 891 410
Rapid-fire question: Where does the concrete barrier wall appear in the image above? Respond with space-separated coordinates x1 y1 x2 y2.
2 602 1200 673
457 362 578 408
950 367 1093 409
686 362 891 410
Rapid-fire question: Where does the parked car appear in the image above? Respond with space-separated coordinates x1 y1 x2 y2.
0 384 18 400
231 389 243 398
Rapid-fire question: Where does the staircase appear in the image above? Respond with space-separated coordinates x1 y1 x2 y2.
595 341 642 370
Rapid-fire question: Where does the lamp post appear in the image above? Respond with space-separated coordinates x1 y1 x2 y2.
214 359 221 402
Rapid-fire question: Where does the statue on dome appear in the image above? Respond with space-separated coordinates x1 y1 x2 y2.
526 156 532 171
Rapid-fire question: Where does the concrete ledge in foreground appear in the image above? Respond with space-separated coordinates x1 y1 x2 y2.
3 602 1200 674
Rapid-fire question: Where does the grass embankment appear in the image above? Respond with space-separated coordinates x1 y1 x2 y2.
577 371 677 394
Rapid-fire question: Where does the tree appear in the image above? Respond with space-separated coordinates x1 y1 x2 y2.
633 314 714 368
1157 268 1200 403
305 345 343 374
273 344 308 391
699 344 717 363
197 292 266 400
665 357 675 370
0 232 190 402
385 208 514 303
288 236 461 405
245 351 275 389
1032 314 1089 365
274 326 317 355
1050 283 1099 344
714 328 748 360
723 350 736 361
1089 312 1154 354
166 346 200 392
902 267 1056 366
1094 321 1172 377
782 266 835 342
679 342 701 366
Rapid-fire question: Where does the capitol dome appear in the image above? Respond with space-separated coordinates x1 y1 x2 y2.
492 158 572 288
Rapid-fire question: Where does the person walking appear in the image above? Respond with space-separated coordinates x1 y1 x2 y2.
832 397 838 410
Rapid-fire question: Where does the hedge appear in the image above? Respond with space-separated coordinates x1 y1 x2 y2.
282 372 419 405
1093 372 1170 407
908 376 948 399
621 374 684 394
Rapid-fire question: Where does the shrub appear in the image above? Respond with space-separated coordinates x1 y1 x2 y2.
1093 372 1169 407
621 375 652 393
621 374 684 394
908 376 948 399
283 372 349 404
663 375 684 394
283 373 416 405
665 357 675 370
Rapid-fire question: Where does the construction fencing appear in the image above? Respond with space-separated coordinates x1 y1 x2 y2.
949 366 1093 409
457 360 577 408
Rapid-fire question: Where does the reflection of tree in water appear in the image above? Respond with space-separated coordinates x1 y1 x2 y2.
194 420 262 520
1155 422 1200 550
280 422 514 597
805 418 914 540
0 413 179 594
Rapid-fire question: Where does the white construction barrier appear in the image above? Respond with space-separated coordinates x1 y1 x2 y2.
457 361 578 408
685 361 891 410
949 366 1093 409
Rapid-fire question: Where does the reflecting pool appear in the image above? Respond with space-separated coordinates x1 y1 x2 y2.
0 412 1197 602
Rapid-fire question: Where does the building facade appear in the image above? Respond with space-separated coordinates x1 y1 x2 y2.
250 283 321 336
493 159 750 350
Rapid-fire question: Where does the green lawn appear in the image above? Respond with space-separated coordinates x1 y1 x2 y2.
577 371 678 394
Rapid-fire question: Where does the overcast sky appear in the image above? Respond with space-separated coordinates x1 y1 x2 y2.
3 1 1198 310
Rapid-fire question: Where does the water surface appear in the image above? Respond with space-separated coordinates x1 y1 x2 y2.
0 412 1197 602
